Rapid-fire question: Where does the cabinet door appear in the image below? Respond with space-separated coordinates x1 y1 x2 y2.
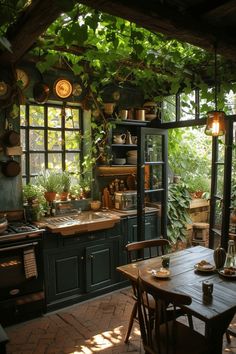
85 242 115 292
137 127 168 240
127 214 158 243
44 247 84 303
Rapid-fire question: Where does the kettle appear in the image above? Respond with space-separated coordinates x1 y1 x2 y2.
126 131 133 145
113 133 126 144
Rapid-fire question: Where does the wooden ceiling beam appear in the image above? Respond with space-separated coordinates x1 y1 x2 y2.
77 0 236 60
0 0 63 64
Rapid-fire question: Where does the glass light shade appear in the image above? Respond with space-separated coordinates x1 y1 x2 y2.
204 110 225 136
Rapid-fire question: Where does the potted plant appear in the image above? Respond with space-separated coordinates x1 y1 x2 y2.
36 170 62 202
185 175 210 199
22 183 46 221
60 171 71 201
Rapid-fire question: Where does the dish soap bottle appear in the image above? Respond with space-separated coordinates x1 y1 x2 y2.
213 244 226 269
224 240 235 268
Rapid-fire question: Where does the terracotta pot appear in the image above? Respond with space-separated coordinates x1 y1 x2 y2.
60 192 69 201
44 192 57 202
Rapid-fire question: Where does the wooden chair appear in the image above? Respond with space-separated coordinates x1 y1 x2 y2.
124 238 170 343
137 275 209 354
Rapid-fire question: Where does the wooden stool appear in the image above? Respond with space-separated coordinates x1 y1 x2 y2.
192 222 209 247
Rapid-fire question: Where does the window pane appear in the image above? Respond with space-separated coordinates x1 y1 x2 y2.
20 105 26 126
48 130 62 150
29 130 44 150
29 153 45 174
29 105 44 126
216 164 224 197
162 95 176 122
48 107 62 128
21 129 26 150
48 153 62 170
21 153 26 175
199 88 214 117
65 131 80 150
65 153 81 172
180 91 195 121
65 108 80 129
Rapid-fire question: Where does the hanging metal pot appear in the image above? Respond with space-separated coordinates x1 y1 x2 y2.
1 158 21 177
3 117 20 147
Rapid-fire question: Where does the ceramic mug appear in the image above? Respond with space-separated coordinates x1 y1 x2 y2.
202 280 213 296
119 110 128 119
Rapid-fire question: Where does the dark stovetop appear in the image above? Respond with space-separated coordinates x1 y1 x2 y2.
0 222 43 243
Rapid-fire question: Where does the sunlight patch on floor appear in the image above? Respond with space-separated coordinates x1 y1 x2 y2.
70 325 124 353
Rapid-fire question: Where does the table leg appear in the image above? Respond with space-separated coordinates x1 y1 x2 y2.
205 310 235 354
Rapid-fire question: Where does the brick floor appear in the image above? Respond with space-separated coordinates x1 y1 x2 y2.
4 287 236 354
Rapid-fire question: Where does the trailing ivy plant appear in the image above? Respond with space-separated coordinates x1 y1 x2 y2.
167 181 192 247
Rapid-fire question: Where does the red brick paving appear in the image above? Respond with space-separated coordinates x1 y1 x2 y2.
4 288 236 354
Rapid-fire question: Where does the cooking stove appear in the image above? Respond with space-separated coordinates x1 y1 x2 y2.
0 222 43 243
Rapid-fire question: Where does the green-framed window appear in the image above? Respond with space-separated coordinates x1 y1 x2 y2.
20 103 83 183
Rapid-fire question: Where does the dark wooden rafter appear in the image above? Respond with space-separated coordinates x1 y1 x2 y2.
0 0 63 64
76 0 236 60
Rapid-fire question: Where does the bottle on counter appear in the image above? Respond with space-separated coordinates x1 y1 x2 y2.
224 239 235 268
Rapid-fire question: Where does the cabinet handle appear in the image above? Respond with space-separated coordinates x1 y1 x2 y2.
81 256 84 260
89 255 94 260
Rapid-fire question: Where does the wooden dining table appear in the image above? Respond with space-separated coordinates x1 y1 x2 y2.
117 245 236 354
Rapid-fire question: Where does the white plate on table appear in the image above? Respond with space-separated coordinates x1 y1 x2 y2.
218 269 236 279
194 264 216 272
151 268 171 279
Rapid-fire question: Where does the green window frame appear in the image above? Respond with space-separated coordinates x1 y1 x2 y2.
20 103 83 183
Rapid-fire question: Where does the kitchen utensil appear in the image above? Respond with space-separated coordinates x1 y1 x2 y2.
113 133 126 144
135 109 145 121
33 82 50 103
1 158 21 177
113 158 126 165
119 110 128 119
0 216 8 234
125 131 133 145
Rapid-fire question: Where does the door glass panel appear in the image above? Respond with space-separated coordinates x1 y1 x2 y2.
65 131 80 150
65 108 80 129
213 199 222 231
145 165 162 190
145 135 162 162
216 164 224 197
218 137 226 163
65 153 81 172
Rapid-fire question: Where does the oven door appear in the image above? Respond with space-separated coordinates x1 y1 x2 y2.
0 239 43 301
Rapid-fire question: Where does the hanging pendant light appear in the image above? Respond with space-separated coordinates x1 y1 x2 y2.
205 45 225 136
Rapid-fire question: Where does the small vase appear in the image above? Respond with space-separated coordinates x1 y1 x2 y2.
214 245 226 269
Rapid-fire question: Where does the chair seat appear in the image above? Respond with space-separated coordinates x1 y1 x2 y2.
149 320 209 354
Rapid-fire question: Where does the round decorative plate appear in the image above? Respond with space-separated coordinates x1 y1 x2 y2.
16 68 29 89
194 264 216 272
54 79 72 99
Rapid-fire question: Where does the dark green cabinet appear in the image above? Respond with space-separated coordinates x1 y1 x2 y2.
85 241 115 292
43 223 121 311
43 213 159 311
44 247 84 305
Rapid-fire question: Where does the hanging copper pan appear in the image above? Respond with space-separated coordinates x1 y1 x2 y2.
1 158 21 177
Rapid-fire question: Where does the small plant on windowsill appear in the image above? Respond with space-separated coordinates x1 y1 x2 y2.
35 170 62 202
60 171 71 201
22 184 46 221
